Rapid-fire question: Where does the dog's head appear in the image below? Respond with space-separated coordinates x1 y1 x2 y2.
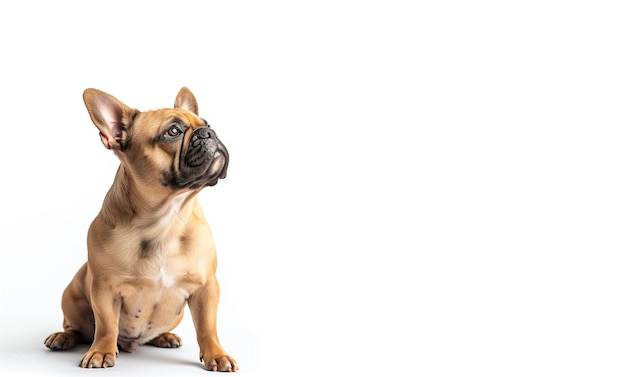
83 87 229 191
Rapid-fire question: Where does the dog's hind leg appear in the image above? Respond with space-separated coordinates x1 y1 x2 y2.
45 263 95 350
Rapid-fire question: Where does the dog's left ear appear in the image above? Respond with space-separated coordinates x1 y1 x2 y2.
174 87 199 115
83 89 136 150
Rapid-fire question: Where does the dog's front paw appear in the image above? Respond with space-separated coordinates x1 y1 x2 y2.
80 348 117 368
200 352 238 372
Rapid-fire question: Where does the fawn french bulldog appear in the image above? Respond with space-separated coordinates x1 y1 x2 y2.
44 87 237 372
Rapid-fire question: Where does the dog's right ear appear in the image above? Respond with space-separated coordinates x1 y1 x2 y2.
174 87 199 115
83 89 136 150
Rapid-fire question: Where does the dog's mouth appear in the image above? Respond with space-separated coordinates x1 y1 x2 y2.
205 152 228 186
163 127 229 189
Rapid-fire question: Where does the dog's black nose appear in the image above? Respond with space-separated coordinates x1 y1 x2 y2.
196 128 211 139
189 127 214 149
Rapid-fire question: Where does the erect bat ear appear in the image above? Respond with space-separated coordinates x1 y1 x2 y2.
174 87 199 115
83 88 136 150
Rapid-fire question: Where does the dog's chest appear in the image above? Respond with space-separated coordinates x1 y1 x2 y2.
153 268 176 288
108 213 209 347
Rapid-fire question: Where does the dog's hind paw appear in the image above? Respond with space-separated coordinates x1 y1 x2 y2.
44 331 78 351
148 332 182 348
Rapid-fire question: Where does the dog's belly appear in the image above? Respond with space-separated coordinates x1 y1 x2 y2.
116 271 189 350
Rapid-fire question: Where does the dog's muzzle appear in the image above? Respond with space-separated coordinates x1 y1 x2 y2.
169 127 229 189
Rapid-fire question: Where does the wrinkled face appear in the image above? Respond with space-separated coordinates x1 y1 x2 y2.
125 109 229 190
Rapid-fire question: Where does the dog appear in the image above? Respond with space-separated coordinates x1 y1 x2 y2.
44 87 238 372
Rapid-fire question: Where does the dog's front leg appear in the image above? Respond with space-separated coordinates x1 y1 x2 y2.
188 277 238 372
79 283 121 368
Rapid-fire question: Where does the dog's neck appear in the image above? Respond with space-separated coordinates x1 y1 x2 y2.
100 165 199 229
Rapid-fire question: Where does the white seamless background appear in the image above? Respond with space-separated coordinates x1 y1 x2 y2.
0 1 625 376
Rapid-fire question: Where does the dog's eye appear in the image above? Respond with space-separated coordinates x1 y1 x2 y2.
166 126 182 137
